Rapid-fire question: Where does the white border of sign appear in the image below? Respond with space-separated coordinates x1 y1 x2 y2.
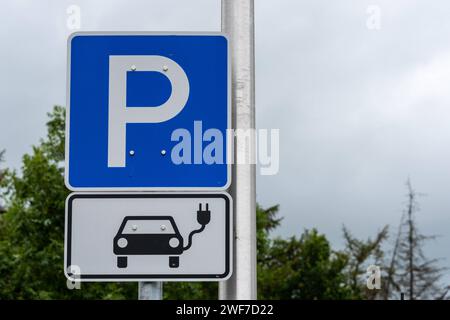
64 192 233 282
65 32 232 191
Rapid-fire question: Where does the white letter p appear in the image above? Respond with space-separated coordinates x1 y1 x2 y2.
108 55 189 167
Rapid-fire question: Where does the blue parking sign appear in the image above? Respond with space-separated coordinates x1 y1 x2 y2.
65 33 230 190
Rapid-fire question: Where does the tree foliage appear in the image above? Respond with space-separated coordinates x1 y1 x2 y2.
258 230 353 299
0 149 5 213
0 106 136 299
1 106 446 299
343 225 388 299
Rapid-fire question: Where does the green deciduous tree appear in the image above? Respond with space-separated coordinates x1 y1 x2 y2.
0 149 5 213
0 106 136 299
258 228 353 299
3 105 433 300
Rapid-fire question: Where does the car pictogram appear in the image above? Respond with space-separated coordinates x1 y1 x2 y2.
113 203 211 268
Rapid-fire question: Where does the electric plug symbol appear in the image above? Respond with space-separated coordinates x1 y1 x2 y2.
197 203 211 226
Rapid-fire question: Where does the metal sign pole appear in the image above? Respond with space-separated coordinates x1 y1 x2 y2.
139 281 162 300
220 0 257 300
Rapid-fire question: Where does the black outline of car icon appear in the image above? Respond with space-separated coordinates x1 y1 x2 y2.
113 203 211 269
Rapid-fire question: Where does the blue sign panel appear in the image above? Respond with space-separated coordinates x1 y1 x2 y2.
65 33 230 190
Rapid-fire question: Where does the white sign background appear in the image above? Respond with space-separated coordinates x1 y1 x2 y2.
65 193 232 281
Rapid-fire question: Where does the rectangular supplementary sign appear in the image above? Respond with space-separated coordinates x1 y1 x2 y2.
64 193 232 281
65 32 231 191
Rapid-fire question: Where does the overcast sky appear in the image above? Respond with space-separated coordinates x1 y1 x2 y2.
1 0 450 286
